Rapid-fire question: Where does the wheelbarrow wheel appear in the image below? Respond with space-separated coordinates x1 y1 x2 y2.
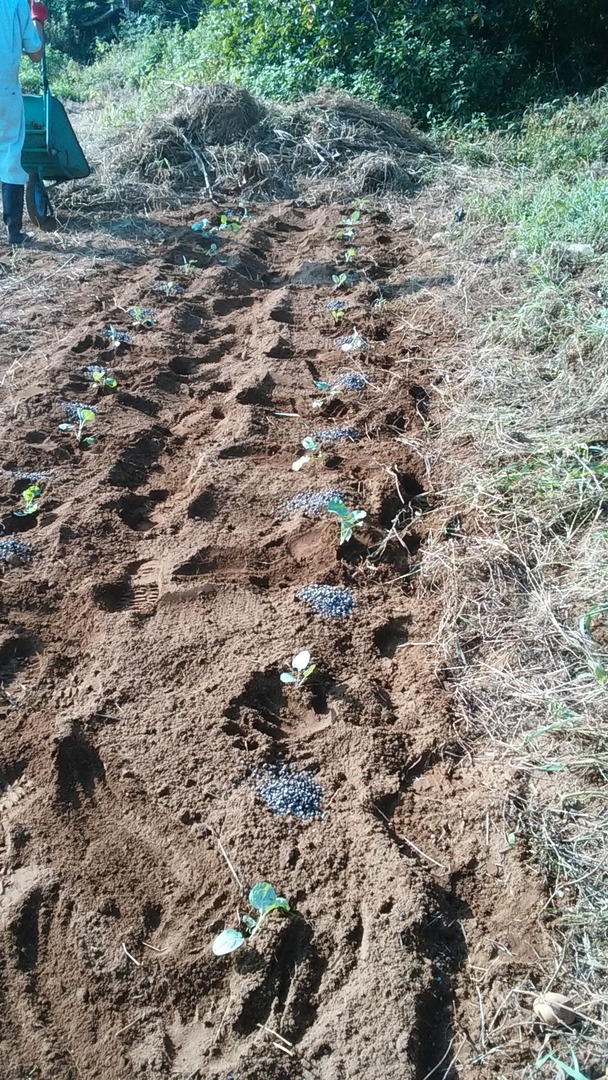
26 174 58 232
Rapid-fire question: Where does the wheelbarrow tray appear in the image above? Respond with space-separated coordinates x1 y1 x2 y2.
22 93 90 182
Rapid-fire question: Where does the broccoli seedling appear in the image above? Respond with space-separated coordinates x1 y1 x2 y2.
337 227 355 240
326 498 367 544
332 273 348 289
181 258 198 275
339 211 361 226
280 650 316 688
212 882 290 957
12 483 41 517
127 306 156 327
154 280 184 297
219 213 240 233
342 247 357 263
58 403 97 445
292 436 324 472
103 326 131 346
335 327 366 353
83 364 117 390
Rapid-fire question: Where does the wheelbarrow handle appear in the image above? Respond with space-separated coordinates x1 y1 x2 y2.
38 25 48 93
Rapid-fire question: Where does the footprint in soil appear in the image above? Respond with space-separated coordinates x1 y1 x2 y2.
0 631 42 686
53 724 106 809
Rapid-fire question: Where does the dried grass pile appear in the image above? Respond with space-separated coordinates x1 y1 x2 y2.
114 83 440 203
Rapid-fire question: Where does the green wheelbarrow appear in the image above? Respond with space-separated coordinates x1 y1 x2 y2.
21 47 91 231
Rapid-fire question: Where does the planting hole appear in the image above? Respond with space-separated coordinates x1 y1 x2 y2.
92 580 134 612
374 617 410 658
188 488 217 520
170 356 200 377
0 633 39 683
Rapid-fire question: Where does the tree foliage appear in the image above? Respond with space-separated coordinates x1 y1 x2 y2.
45 0 608 121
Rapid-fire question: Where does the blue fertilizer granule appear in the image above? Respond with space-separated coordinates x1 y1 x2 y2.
254 763 324 820
325 299 348 312
5 469 51 481
297 584 355 618
312 427 360 445
280 489 343 519
0 538 33 565
335 371 367 392
103 326 131 345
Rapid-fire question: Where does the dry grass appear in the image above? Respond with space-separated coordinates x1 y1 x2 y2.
394 166 608 1077
61 84 440 210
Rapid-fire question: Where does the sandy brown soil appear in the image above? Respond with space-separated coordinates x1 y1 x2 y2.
0 200 549 1079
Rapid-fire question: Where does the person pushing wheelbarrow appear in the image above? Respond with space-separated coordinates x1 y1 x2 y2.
0 0 47 245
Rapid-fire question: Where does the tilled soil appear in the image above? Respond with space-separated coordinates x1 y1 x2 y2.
0 202 548 1080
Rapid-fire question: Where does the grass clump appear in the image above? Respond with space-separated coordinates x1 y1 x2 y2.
402 89 608 1078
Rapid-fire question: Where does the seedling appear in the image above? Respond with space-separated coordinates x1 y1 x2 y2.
127 305 156 327
337 227 355 240
325 299 348 324
326 498 367 543
212 882 289 956
336 327 366 353
312 371 366 407
332 273 348 289
342 247 357 263
181 258 198 275
58 403 96 445
83 364 117 390
154 280 184 297
292 436 324 472
219 213 240 233
103 325 131 346
12 484 41 517
280 650 316 687
339 211 361 226
207 243 218 257
191 218 211 232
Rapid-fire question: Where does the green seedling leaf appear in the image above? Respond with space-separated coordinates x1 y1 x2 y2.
313 380 331 391
81 436 95 446
535 1052 590 1080
339 211 360 225
13 483 41 516
327 500 367 545
249 882 277 914
271 897 290 912
579 603 608 638
191 218 210 231
302 664 316 681
280 672 297 683
208 243 218 256
78 408 96 423
337 228 355 239
212 929 245 956
343 247 357 263
240 914 257 932
58 423 72 431
332 273 347 288
302 437 319 451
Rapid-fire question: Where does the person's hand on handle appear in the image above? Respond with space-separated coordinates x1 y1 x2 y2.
30 1 48 23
